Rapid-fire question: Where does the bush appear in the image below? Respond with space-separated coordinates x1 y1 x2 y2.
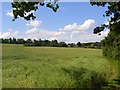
102 32 120 60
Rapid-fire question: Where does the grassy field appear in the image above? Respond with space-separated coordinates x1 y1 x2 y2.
2 44 118 88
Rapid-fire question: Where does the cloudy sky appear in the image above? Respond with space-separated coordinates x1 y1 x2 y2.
1 2 109 43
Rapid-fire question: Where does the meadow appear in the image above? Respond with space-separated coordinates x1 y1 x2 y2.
2 44 118 88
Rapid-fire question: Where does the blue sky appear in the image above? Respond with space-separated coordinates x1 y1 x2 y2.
1 2 109 43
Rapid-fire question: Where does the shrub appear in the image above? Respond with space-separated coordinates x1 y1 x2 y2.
102 32 120 60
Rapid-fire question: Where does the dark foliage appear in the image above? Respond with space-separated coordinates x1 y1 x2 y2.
90 1 120 60
12 0 59 21
0 38 101 49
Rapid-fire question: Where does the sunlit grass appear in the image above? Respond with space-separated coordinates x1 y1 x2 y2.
2 44 116 88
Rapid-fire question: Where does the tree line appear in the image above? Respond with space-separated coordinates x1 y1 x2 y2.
0 38 101 49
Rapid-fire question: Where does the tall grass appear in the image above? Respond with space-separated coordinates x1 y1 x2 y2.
2 44 114 88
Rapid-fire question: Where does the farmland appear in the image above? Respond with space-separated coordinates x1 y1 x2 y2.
2 44 118 88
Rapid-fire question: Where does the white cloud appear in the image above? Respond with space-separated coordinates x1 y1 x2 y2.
0 30 19 39
23 19 110 43
2 18 109 43
1 28 109 43
98 29 110 38
24 27 66 41
24 10 35 17
49 31 103 43
0 32 11 38
26 27 38 34
104 20 109 25
12 31 19 36
24 28 108 43
104 19 111 26
62 19 95 31
26 20 42 27
6 10 14 17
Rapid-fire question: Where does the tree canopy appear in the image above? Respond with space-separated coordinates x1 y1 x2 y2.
90 1 120 35
90 1 120 60
12 0 59 21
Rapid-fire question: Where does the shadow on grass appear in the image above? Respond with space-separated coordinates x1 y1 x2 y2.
106 78 120 89
2 55 27 60
62 67 108 89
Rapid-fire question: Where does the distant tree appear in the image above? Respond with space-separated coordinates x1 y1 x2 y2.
33 39 38 46
59 42 67 47
12 37 17 44
44 40 51 46
68 43 76 47
1 38 102 49
51 40 59 47
26 39 32 43
76 42 82 47
3 39 9 43
24 38 33 46
38 39 42 46
17 38 25 44
9 38 12 44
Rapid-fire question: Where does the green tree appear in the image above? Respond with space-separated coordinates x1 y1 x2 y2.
68 43 76 47
76 42 82 47
12 37 17 44
90 1 120 60
38 39 42 46
51 40 59 47
44 40 51 46
12 0 59 21
9 38 12 44
59 42 67 47
17 38 25 44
